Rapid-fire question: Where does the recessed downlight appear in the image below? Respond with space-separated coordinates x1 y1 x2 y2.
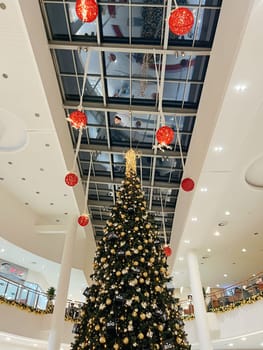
184 240 190 244
213 146 223 152
213 231 220 236
191 217 198 222
225 211 230 216
200 187 208 192
241 248 247 253
207 248 211 252
234 84 247 92
224 273 228 278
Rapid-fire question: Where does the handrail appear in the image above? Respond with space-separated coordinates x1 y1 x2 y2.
1 271 263 321
179 271 263 318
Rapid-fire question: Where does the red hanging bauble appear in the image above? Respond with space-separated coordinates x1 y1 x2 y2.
169 7 194 36
156 126 175 146
68 110 87 129
65 172 79 187
78 214 89 226
75 0 98 23
163 245 172 257
181 177 195 192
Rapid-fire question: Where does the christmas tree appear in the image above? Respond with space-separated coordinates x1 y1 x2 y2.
71 149 191 350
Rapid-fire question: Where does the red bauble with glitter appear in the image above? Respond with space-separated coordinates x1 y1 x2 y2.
169 7 194 36
65 172 79 187
163 245 172 257
181 177 195 192
156 126 174 146
68 110 87 129
75 0 98 23
78 214 89 226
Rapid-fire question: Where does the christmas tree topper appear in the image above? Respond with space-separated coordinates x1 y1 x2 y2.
125 149 137 176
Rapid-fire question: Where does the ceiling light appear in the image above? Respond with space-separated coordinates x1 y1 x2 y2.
228 343 234 347
241 337 246 341
234 84 247 92
6 337 11 341
207 248 211 252
191 217 198 222
224 273 228 278
225 211 230 215
184 240 190 244
200 187 208 192
241 248 247 252
216 284 220 287
213 231 220 236
213 146 223 152
0 248 5 253
178 257 184 261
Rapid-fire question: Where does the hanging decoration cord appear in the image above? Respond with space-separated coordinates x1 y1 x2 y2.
78 49 91 111
84 153 93 214
175 116 185 171
160 189 167 246
72 128 83 171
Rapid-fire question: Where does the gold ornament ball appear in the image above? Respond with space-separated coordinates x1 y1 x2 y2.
160 267 166 273
150 257 155 263
106 298 112 305
135 217 140 222
134 226 139 231
158 324 163 331
144 239 148 244
144 291 149 297
176 337 182 344
132 311 138 317
143 272 148 277
155 286 161 292
126 250 131 256
154 344 160 349
140 313 146 320
116 271 121 276
101 257 106 263
154 270 159 275
140 257 145 263
99 336 106 344
113 343 119 350
133 261 139 266
121 231 126 237
95 324 100 331
138 245 143 250
134 295 140 302
123 337 129 344
111 249 115 254
120 315 125 320
139 278 144 284
138 333 144 340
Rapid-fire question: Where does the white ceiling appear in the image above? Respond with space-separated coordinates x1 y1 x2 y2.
0 0 263 349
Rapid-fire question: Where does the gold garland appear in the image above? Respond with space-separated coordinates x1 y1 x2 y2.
1 292 262 322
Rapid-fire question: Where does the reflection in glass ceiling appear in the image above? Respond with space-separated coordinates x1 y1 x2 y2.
39 0 222 242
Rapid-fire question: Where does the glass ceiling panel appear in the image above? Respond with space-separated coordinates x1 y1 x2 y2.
40 0 222 243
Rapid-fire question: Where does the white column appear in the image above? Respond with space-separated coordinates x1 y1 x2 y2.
187 250 213 350
48 216 78 350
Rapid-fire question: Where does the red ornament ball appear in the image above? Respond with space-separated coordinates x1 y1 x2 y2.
156 126 174 145
65 172 79 187
163 246 172 257
181 177 195 192
75 0 98 23
169 7 194 36
68 110 87 129
78 214 89 226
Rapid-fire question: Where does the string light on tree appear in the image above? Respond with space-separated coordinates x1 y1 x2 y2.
169 6 194 36
75 0 98 23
